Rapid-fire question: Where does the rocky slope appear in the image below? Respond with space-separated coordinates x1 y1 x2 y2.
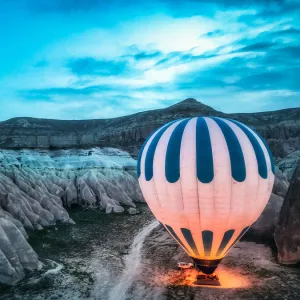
274 163 300 264
0 147 143 285
0 98 299 178
0 210 40 285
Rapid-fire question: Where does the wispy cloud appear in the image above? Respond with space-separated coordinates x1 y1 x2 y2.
67 58 129 76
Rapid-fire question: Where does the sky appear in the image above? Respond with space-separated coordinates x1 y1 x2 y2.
0 0 299 121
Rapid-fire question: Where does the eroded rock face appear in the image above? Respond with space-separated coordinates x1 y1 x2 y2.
0 147 144 285
0 148 143 228
277 149 300 181
273 168 289 198
274 164 300 264
0 99 299 163
243 164 290 240
0 212 39 285
250 193 284 239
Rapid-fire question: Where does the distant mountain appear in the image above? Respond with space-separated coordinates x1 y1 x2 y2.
0 98 299 166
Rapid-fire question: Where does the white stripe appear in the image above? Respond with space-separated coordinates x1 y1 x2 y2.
179 117 204 257
241 124 274 224
138 128 163 217
152 119 187 226
222 119 257 228
201 117 231 258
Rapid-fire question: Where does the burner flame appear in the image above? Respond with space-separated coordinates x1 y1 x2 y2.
165 265 251 289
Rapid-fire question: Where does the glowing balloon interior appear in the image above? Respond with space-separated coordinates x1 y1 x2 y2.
137 117 274 274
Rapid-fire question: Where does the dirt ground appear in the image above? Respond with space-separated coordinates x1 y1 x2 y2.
128 225 300 300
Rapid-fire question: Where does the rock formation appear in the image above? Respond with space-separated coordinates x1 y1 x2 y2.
276 149 300 181
249 168 289 239
0 209 40 285
0 98 299 173
274 163 300 264
250 193 284 239
0 147 143 285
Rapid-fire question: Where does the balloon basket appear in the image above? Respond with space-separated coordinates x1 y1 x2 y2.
194 272 221 286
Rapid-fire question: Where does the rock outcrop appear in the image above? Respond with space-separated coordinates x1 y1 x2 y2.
274 163 300 264
0 147 143 285
273 168 289 197
0 210 40 285
0 98 299 169
277 149 300 181
250 193 284 239
0 148 143 227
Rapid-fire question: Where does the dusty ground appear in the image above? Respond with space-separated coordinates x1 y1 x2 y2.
1 208 300 300
0 205 154 300
127 225 300 300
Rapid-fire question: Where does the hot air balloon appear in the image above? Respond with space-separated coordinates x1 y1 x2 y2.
137 117 274 277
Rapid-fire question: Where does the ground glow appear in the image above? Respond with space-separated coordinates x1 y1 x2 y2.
165 265 251 289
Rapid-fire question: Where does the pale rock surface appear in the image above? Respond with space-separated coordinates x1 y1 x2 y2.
128 207 138 215
0 147 143 285
0 216 39 285
105 203 113 214
0 147 142 228
113 205 125 213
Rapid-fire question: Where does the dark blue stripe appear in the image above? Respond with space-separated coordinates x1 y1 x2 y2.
181 228 199 256
196 117 214 183
165 119 190 183
165 224 190 253
211 117 246 182
216 229 235 257
224 226 249 255
202 230 213 256
228 119 268 179
255 132 275 174
137 131 156 178
145 120 179 181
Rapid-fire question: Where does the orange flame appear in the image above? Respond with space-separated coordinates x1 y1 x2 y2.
161 265 251 289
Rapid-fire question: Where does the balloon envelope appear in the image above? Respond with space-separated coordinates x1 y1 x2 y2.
137 117 274 274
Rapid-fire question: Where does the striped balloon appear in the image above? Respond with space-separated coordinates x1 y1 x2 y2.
137 117 274 274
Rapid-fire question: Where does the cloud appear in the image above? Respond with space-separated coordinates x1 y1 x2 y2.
275 27 300 35
202 29 225 38
238 41 277 52
67 57 129 76
20 85 113 98
132 50 163 60
170 41 300 93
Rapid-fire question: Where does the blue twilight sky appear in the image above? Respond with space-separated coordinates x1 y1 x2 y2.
0 0 299 120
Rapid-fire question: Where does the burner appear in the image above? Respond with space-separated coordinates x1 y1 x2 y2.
194 273 221 286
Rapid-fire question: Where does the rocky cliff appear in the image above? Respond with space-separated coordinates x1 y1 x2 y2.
274 163 300 264
1 99 299 179
0 147 143 285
